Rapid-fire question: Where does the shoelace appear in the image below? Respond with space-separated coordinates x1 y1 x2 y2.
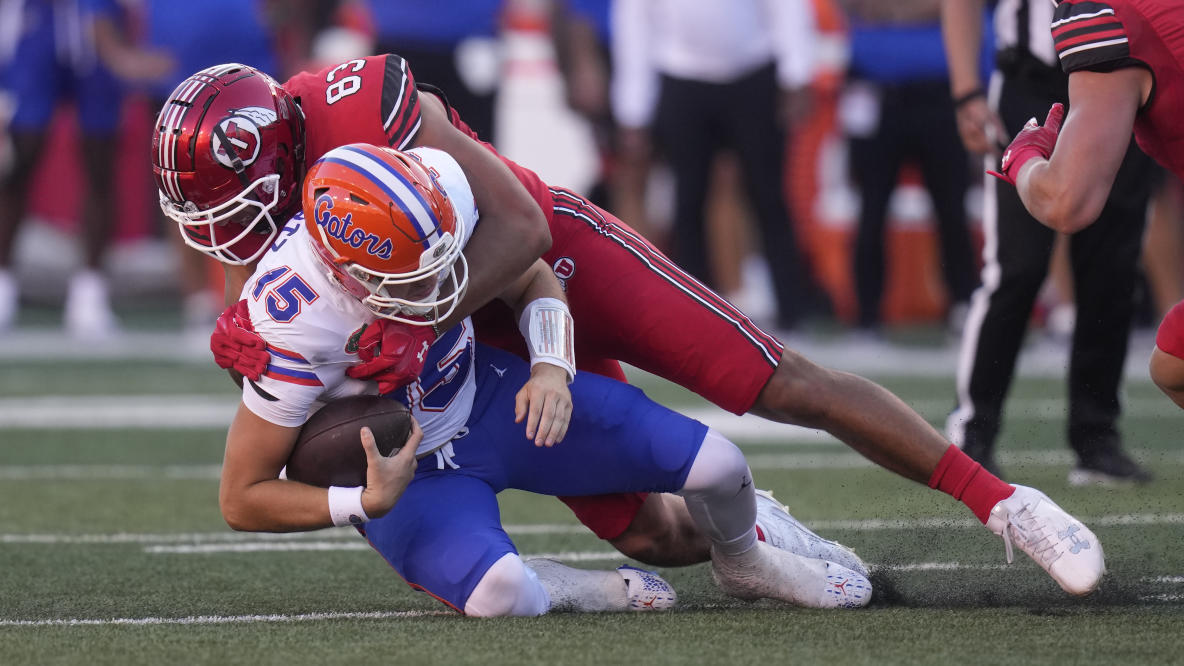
1000 505 1063 566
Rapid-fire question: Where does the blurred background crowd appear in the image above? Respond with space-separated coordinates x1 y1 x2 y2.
1 0 1181 347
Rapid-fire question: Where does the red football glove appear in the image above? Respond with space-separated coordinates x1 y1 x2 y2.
989 103 1065 186
210 299 268 381
346 319 438 394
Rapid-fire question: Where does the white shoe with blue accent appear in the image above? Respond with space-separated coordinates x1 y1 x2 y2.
617 565 677 611
985 485 1105 596
525 559 676 612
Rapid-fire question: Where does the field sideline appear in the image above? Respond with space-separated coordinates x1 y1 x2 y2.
1 346 1182 665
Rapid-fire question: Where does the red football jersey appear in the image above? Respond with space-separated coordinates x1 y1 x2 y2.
284 55 421 164
284 54 554 222
1053 0 1184 179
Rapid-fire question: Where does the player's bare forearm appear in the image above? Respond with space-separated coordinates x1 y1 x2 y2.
497 259 567 317
1018 69 1146 233
220 404 335 532
414 94 550 331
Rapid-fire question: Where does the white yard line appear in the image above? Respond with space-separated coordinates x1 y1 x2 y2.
0 610 450 627
1143 576 1184 584
3 513 1181 549
0 524 588 545
2 584 1178 628
0 329 1160 380
0 395 1179 436
0 465 223 480
2 561 1182 627
1 447 1182 481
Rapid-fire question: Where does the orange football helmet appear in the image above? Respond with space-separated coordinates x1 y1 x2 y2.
303 143 468 325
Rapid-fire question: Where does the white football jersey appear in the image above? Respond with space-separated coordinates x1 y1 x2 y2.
240 147 480 457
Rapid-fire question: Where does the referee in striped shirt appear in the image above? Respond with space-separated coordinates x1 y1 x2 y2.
939 0 1155 484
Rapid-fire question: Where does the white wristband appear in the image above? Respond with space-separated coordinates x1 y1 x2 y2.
327 485 369 527
518 297 576 383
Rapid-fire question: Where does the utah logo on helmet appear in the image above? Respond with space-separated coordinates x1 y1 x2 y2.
152 63 305 266
303 143 469 326
209 107 277 171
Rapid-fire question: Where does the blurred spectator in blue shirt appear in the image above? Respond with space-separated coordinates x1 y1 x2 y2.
0 0 137 337
839 0 986 335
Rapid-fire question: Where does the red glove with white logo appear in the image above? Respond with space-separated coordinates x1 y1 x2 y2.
346 319 438 394
210 299 269 381
989 103 1065 186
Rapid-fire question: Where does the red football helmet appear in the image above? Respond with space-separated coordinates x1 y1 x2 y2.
153 63 305 265
302 144 469 325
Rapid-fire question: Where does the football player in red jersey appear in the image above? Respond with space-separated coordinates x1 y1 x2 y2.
153 60 1106 595
983 1 1184 407
991 0 1182 228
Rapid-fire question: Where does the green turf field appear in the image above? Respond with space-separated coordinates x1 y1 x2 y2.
1 352 1182 665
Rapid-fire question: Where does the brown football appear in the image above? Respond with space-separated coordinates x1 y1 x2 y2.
285 395 412 488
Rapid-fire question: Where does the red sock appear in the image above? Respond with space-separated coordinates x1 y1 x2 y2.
928 445 1015 523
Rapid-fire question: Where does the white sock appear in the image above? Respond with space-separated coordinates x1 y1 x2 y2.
524 558 628 613
464 553 550 617
677 428 758 556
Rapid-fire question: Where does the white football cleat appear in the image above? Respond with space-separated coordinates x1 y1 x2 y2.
712 540 872 609
986 485 1105 596
755 489 868 577
64 270 120 340
617 565 677 611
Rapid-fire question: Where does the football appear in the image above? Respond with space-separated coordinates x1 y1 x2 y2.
285 395 413 488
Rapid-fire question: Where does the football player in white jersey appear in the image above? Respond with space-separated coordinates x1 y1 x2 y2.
219 143 873 615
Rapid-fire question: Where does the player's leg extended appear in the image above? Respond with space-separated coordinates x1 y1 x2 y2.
361 471 673 615
542 190 1104 594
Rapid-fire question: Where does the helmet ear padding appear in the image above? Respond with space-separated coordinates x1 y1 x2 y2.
302 144 469 326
